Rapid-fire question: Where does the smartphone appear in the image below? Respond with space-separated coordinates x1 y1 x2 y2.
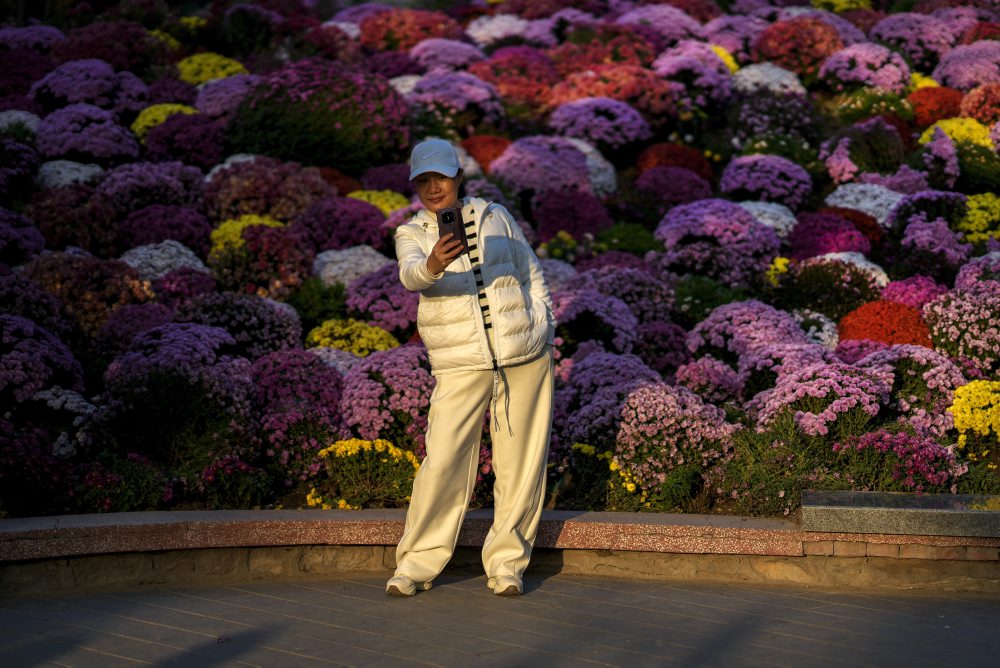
436 206 468 253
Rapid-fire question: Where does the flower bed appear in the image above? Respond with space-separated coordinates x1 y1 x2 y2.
1 1 999 519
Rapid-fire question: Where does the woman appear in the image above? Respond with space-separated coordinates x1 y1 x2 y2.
387 138 555 597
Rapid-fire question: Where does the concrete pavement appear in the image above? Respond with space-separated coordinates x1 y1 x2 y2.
2 571 999 667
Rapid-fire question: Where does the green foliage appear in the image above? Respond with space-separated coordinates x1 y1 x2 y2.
311 439 419 509
707 414 839 516
0 121 36 145
773 261 880 321
287 275 351 337
671 275 749 329
955 143 1000 196
96 371 251 473
596 223 660 254
826 90 914 125
74 452 171 513
741 134 825 180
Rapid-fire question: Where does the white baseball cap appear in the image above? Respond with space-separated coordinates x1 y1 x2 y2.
408 138 461 181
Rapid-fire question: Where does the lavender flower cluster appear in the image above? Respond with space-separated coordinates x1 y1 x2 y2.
719 154 812 211
651 199 781 288
615 382 736 493
338 344 436 458
174 293 302 360
345 263 419 340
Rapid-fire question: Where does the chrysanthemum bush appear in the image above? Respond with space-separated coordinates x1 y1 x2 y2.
308 438 419 510
228 57 410 173
252 349 344 485
948 381 1000 486
305 318 400 358
613 383 738 510
338 344 436 459
203 156 335 223
173 293 301 361
92 323 258 501
650 199 781 290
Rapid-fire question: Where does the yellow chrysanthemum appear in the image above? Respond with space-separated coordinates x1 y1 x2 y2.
810 0 871 11
180 16 207 31
209 214 284 257
571 442 597 457
176 52 248 85
149 29 181 51
710 45 739 74
306 489 360 510
956 193 1000 243
766 256 791 286
919 118 993 149
346 189 410 217
909 73 939 91
318 438 421 471
130 103 198 143
305 318 400 357
948 380 1000 466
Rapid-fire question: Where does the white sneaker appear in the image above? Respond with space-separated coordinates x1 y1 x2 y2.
487 575 522 596
385 575 431 597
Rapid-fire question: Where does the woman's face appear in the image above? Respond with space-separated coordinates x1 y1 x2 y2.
414 172 461 213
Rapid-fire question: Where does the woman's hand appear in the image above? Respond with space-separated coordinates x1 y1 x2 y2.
427 233 464 275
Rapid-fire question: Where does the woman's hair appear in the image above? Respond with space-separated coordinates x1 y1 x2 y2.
456 169 466 198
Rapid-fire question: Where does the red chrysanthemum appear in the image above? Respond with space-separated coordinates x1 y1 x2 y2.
960 22 1000 45
547 64 675 126
960 83 1000 127
636 142 713 181
468 48 559 111
838 300 933 348
907 87 964 129
547 24 656 77
359 9 463 52
753 17 843 79
460 135 511 173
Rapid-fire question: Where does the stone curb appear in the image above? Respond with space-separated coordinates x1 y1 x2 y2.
2 510 999 595
1 509 803 562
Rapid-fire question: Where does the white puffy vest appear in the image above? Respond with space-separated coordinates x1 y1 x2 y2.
395 197 555 375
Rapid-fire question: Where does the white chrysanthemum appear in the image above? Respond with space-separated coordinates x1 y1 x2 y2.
824 183 904 228
539 258 578 293
816 251 891 286
792 309 839 350
739 201 798 239
465 13 530 47
732 63 806 96
32 386 97 458
314 245 394 288
120 240 207 281
321 19 360 39
35 160 104 189
389 74 422 96
205 153 260 182
0 109 40 133
310 346 362 376
564 137 617 198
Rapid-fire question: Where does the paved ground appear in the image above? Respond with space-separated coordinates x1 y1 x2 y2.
1 572 999 667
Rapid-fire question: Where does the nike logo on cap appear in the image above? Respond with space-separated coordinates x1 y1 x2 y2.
421 150 440 159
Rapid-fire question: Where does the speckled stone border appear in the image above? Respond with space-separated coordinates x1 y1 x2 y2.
0 509 804 562
3 509 999 565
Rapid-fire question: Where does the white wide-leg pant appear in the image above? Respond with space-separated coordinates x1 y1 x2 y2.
393 348 554 584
